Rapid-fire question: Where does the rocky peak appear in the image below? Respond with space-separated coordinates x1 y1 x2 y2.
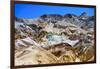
15 17 24 23
79 12 88 20
40 14 63 23
40 14 63 18
64 14 77 18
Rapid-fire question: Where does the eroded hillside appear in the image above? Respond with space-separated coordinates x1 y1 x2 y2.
15 12 95 66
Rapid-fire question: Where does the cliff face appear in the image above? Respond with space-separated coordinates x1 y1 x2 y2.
15 12 95 66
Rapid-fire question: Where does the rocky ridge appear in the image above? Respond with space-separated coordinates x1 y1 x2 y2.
15 12 95 66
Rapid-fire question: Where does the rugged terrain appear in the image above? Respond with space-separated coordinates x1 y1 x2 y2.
15 12 95 66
